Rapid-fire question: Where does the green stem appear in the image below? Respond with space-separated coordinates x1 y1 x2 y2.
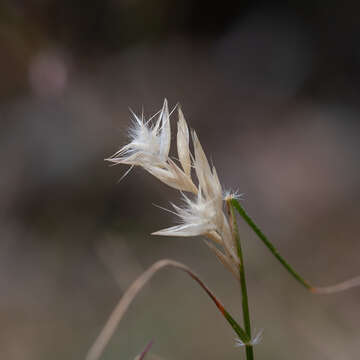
228 200 254 360
223 310 250 344
246 346 254 360
231 198 312 291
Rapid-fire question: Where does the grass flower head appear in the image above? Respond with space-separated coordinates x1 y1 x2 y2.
107 99 196 193
108 99 239 277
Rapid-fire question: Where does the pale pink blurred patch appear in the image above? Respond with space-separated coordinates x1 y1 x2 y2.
28 50 69 97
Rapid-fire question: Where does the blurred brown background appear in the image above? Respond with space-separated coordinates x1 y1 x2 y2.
1 1 360 359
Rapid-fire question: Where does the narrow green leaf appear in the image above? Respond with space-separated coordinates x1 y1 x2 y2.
231 198 360 295
231 198 312 290
223 310 250 343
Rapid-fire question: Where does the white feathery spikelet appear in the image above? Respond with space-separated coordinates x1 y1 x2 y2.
107 99 196 193
108 100 240 278
177 107 191 176
154 128 238 270
153 189 218 237
108 100 170 167
191 130 238 263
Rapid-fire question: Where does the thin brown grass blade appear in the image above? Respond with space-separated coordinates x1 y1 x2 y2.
133 340 153 360
86 259 227 360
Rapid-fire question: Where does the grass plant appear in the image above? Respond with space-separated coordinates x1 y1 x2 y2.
86 100 360 360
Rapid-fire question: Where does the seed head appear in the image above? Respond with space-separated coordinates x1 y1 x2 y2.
106 99 196 193
107 99 170 167
152 190 218 237
108 99 240 278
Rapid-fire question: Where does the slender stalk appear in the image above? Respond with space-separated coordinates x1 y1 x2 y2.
227 200 254 360
138 341 153 360
231 198 360 294
231 198 313 290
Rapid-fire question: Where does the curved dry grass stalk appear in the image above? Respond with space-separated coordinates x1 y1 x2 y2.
311 275 360 294
86 259 230 360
